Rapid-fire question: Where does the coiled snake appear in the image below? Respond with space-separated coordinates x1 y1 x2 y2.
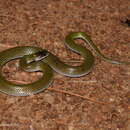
0 32 129 96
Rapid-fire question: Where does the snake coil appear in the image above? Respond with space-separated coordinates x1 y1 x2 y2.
0 32 129 96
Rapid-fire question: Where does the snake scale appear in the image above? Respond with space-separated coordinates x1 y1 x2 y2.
0 32 129 96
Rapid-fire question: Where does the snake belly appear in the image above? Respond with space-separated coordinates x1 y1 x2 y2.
0 32 129 96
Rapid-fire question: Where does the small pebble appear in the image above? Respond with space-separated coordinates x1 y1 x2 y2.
44 93 55 104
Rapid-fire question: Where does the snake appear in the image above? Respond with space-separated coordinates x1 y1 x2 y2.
0 32 129 96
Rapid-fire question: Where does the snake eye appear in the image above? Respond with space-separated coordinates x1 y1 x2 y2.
34 50 49 61
35 50 48 57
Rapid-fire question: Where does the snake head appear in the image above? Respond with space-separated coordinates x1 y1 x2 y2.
33 50 49 61
25 50 49 64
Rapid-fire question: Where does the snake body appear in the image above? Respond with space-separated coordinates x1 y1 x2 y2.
0 32 129 96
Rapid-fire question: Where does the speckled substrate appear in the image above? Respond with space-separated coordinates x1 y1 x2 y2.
0 0 130 130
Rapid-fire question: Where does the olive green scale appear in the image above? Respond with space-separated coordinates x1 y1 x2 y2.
0 32 129 96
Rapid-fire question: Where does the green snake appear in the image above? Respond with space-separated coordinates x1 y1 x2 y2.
0 32 129 96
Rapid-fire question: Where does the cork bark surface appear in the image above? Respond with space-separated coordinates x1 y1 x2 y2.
0 0 130 129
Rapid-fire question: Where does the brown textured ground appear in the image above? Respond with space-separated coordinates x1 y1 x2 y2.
0 0 130 130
